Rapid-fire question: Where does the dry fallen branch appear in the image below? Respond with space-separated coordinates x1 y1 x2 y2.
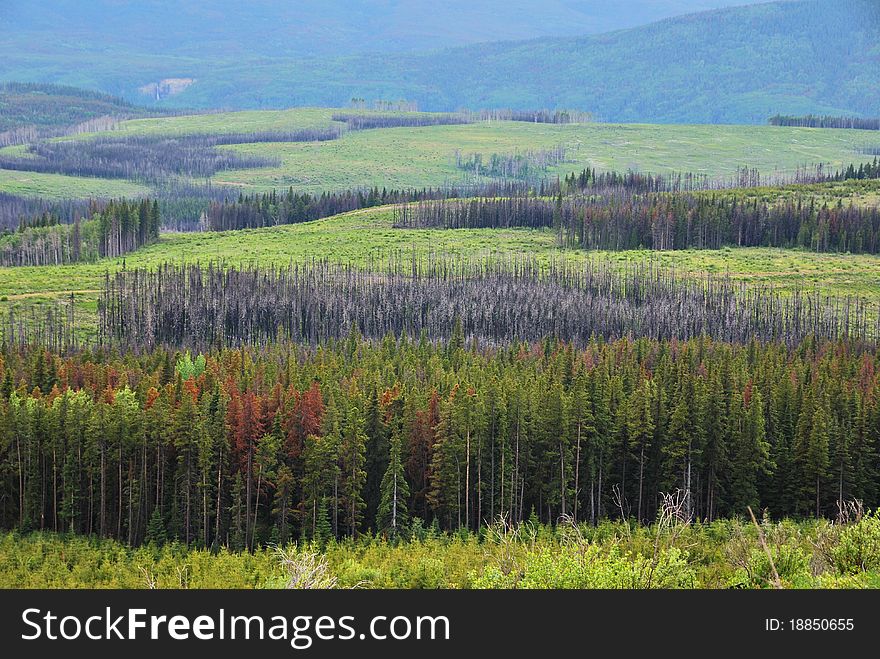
276 547 339 589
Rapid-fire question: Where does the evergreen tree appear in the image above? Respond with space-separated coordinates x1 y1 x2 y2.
627 378 655 522
145 506 167 546
377 432 410 540
338 403 367 537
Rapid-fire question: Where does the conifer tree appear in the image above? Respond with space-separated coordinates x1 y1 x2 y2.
338 403 367 537
377 432 410 539
272 464 295 545
145 506 167 546
729 385 773 515
627 378 656 522
801 398 832 517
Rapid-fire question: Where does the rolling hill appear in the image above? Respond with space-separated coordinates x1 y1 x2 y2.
0 108 876 200
0 83 165 134
4 197 880 341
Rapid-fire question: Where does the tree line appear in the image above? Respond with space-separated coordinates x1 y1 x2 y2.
396 181 880 254
348 99 421 112
0 133 294 183
331 112 471 131
198 164 796 234
0 198 160 266
0 193 94 233
97 258 874 351
454 145 569 180
769 114 880 130
201 182 533 231
0 335 878 548
464 109 593 124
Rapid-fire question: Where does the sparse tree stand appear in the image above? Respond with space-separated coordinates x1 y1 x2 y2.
0 198 161 267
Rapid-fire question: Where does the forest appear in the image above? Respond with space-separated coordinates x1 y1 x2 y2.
200 182 535 232
4 0 880 603
0 198 160 266
0 193 93 233
193 160 870 235
1 334 879 553
5 0 877 124
0 134 297 183
397 164 880 253
0 82 170 143
464 109 593 124
95 258 875 351
330 112 471 130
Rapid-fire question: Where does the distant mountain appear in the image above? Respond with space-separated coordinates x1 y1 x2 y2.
1 0 877 124
1 1 756 58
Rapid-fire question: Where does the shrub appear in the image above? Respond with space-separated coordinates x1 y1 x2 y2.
831 510 880 574
472 544 696 589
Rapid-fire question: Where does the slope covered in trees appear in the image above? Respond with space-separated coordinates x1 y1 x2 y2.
397 163 880 254
3 1 875 124
0 83 168 146
0 1 759 64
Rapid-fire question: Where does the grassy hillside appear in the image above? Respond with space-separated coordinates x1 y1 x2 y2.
1 109 877 199
106 107 338 137
0 167 150 199
1 1 875 123
4 203 880 340
214 121 878 193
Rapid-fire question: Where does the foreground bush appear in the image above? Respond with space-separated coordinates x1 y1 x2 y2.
3 513 880 589
472 545 696 589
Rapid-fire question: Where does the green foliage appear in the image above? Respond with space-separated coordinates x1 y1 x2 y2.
4 111 878 202
0 168 151 199
209 122 877 194
175 352 206 381
6 511 880 589
0 336 879 545
0 198 160 266
6 188 880 347
377 433 411 540
830 511 880 575
144 507 167 546
473 544 696 589
0 82 161 133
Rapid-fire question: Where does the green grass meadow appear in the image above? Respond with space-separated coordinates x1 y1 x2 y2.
4 205 880 340
216 121 879 193
1 109 877 198
0 167 150 199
